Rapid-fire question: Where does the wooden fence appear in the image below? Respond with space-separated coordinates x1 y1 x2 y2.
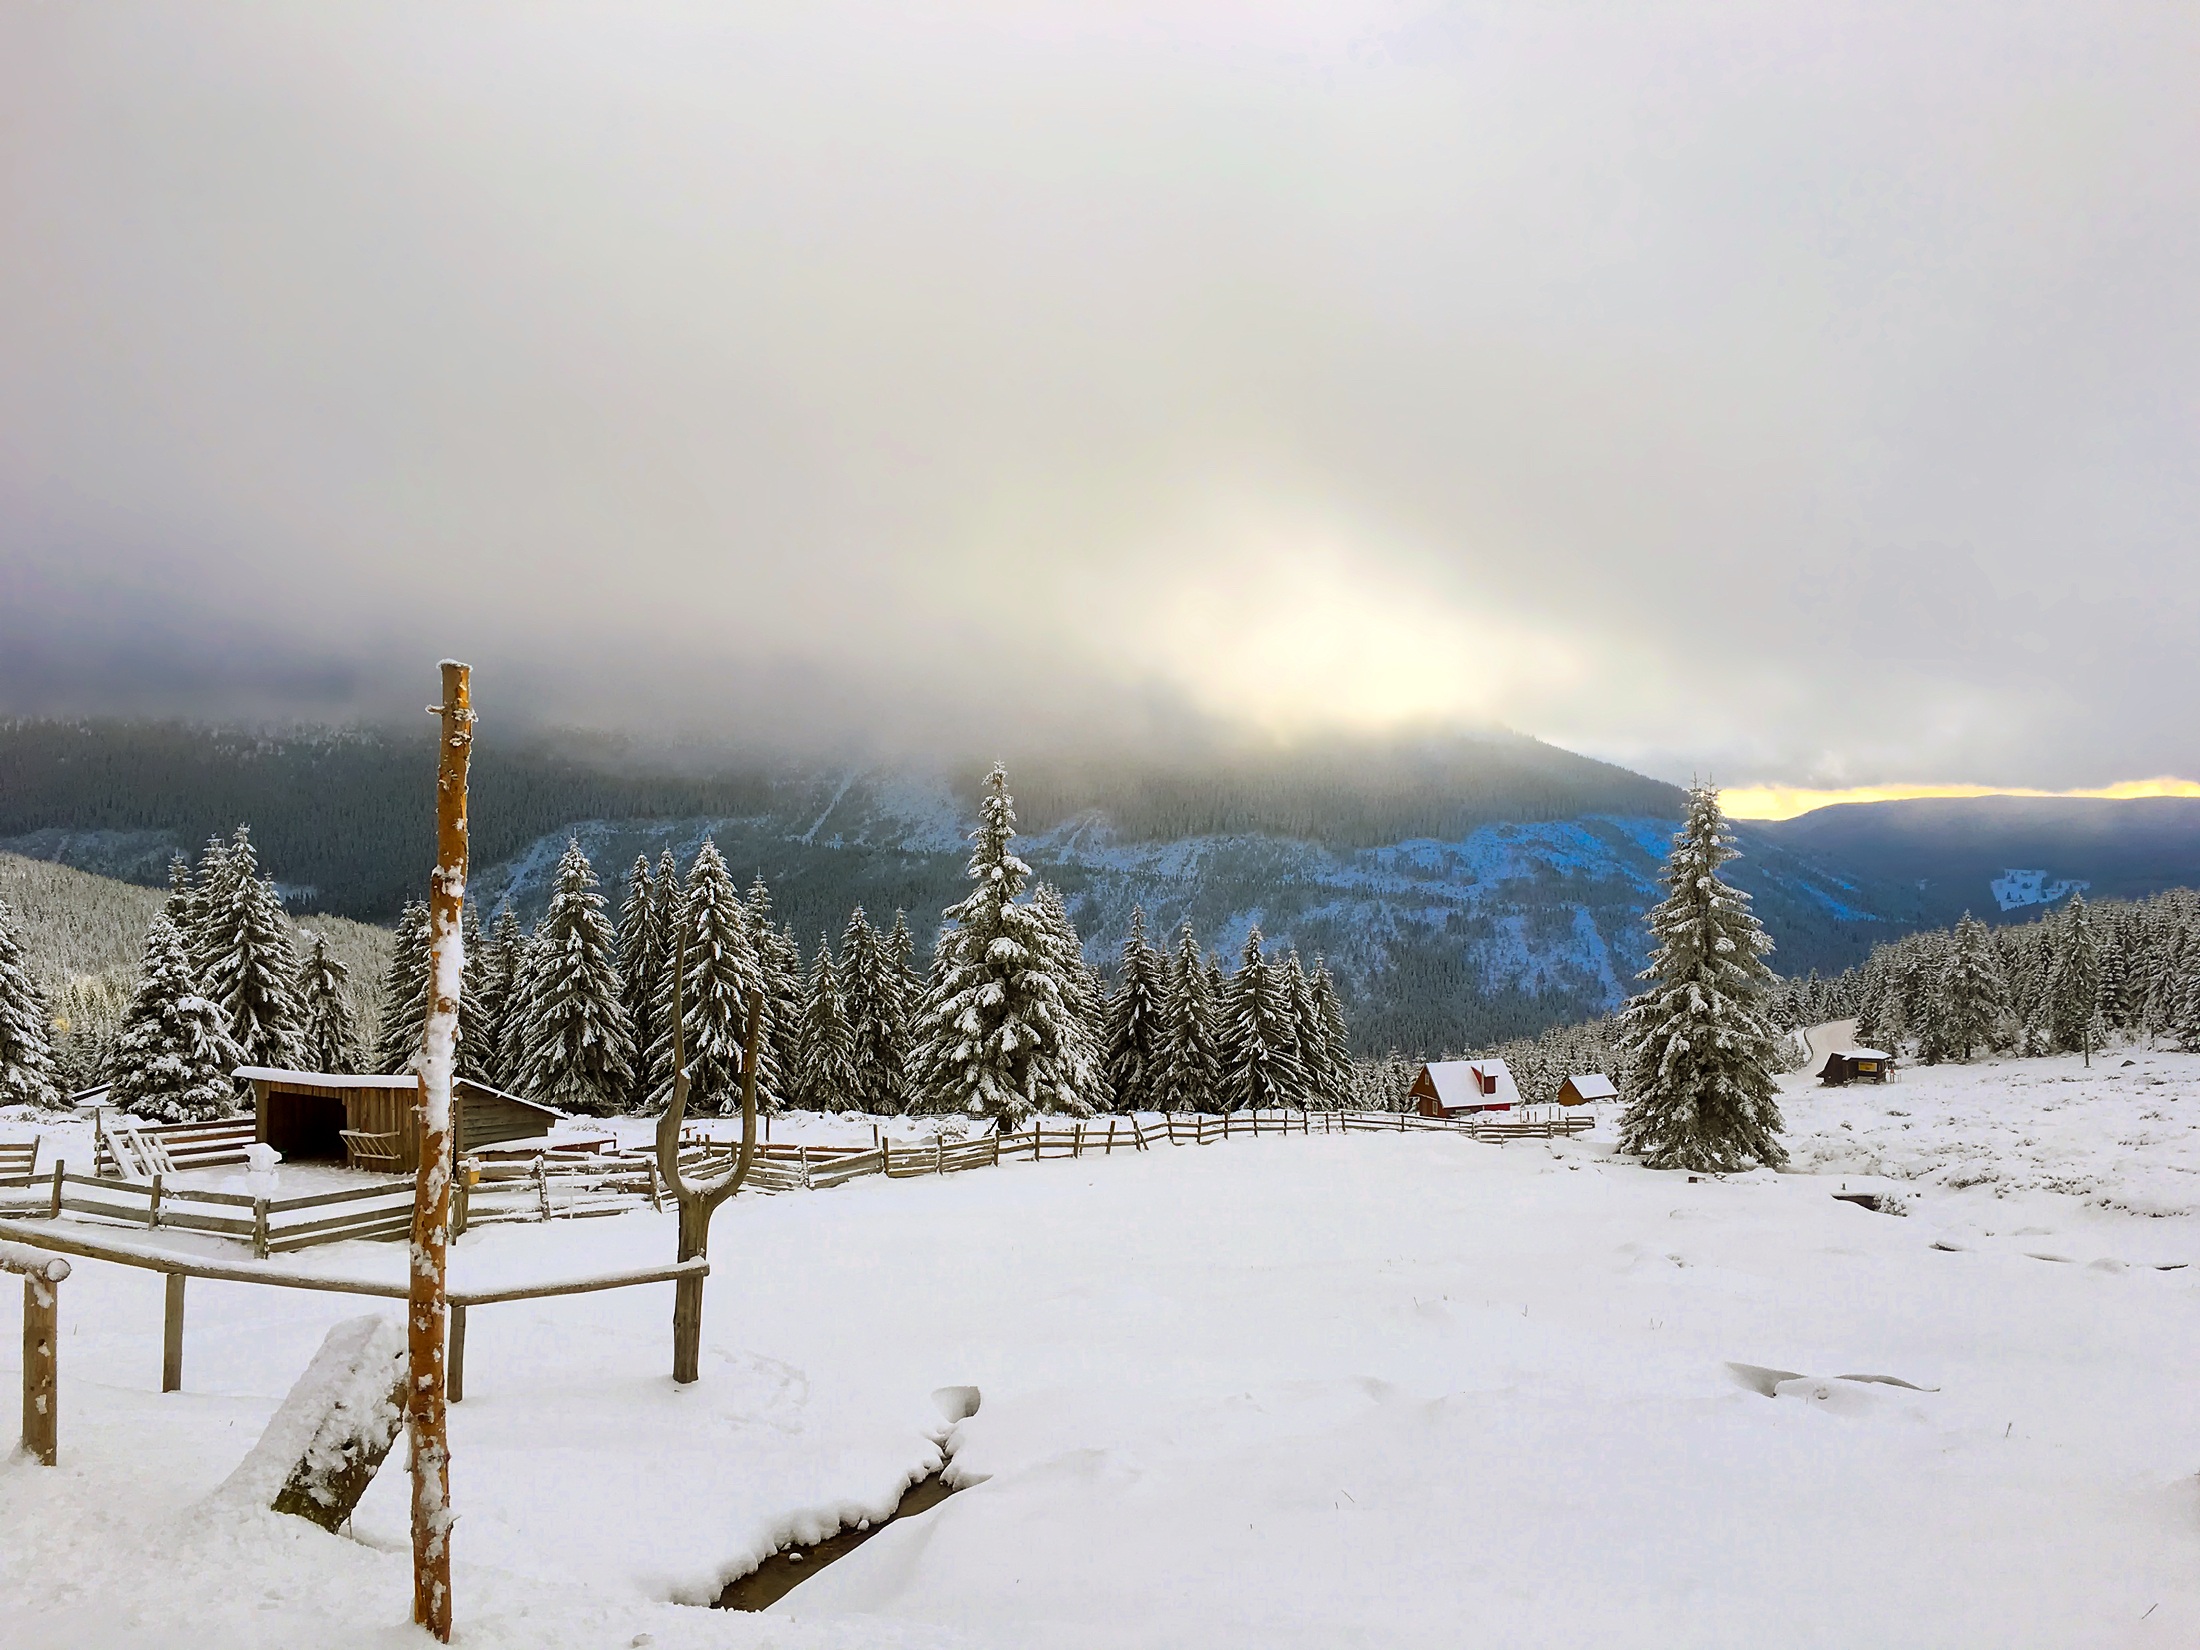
0 1214 706 1403
2 1104 1599 1248
0 1161 416 1257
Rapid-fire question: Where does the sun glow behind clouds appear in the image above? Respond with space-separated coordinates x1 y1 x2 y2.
1724 778 2200 821
1097 519 1582 738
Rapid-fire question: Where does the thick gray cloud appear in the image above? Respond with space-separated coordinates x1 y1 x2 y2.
3 2 2194 785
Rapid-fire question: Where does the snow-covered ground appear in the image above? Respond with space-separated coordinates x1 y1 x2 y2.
3 1045 2198 1649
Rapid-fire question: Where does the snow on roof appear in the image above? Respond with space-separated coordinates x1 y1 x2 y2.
232 1066 421 1090
1563 1074 1618 1100
1827 1049 1893 1062
1418 1058 1521 1109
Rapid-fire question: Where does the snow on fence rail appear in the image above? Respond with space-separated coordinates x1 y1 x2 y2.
0 1163 416 1256
0 1214 706 1402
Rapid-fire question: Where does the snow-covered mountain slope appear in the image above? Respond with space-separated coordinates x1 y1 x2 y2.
473 774 1911 1053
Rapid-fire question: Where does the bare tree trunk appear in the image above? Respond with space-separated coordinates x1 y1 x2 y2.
410 660 472 1643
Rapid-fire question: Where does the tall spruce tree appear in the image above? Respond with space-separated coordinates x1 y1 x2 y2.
794 934 859 1110
0 898 61 1108
472 907 523 1088
841 908 906 1115
1223 927 1303 1111
747 878 804 1114
2050 893 2104 1065
1935 912 2008 1062
1030 883 1104 1107
186 834 233 967
195 824 306 1070
1308 958 1353 1108
618 855 665 1106
1156 921 1221 1113
1102 907 1169 1113
111 914 243 1122
297 931 360 1072
652 838 773 1113
510 840 635 1114
375 900 433 1074
912 764 1093 1126
1616 783 1787 1172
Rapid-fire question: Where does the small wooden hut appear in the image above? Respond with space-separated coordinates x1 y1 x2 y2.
1409 1058 1521 1117
1815 1048 1894 1087
236 1067 562 1172
1555 1073 1617 1107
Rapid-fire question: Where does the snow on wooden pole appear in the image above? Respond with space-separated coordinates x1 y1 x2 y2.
411 659 472 1642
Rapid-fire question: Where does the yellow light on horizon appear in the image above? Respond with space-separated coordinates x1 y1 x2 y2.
1722 777 2200 822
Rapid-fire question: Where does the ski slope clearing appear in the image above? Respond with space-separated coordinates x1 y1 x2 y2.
3 1060 2198 1649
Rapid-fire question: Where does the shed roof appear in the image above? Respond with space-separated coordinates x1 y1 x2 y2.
1416 1058 1521 1109
1563 1073 1618 1100
1825 1048 1893 1063
453 1077 567 1120
233 1066 421 1090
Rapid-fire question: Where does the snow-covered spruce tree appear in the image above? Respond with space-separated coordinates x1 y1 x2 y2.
163 855 199 930
1304 955 1354 1108
186 834 233 965
747 879 804 1114
1102 907 1169 1113
455 904 494 1083
912 764 1094 1127
1030 883 1105 1106
1155 921 1221 1113
1222 927 1304 1112
794 933 858 1110
194 825 306 1070
1615 782 1787 1172
841 907 908 1115
110 914 243 1122
2049 893 2104 1065
652 838 775 1113
510 840 634 1114
374 901 432 1074
0 898 61 1108
297 931 360 1072
1934 912 2008 1063
618 855 665 1107
469 907 522 1088
1283 950 1322 1101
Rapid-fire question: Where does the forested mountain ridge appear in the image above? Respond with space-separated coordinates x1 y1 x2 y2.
20 720 2195 1054
465 775 1913 1053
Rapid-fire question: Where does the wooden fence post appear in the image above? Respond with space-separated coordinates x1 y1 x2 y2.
148 1171 164 1230
4 1247 69 1466
47 1160 63 1220
163 1273 186 1393
252 1199 269 1260
411 658 473 1642
448 1304 468 1404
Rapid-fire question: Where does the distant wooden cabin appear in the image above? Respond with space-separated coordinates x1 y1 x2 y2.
1815 1048 1894 1087
1555 1073 1617 1107
236 1066 562 1173
1410 1058 1521 1117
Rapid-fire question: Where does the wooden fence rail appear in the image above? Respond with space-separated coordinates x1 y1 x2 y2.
0 1216 705 1403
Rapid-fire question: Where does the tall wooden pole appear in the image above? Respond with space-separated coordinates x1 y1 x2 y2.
411 660 472 1641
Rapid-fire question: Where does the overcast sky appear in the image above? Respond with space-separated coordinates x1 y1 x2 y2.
3 2 2195 793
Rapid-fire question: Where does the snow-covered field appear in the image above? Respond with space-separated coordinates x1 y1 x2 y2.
4 1045 2198 1649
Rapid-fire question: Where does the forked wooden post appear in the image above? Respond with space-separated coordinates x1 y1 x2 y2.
654 920 761 1384
411 660 473 1642
3 1243 69 1465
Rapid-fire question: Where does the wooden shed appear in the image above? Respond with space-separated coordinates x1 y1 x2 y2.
1409 1058 1521 1117
235 1067 562 1172
1556 1073 1617 1107
1815 1048 1894 1087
